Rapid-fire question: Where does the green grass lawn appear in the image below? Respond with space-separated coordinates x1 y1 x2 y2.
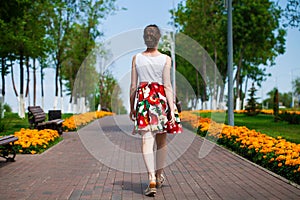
0 112 30 135
197 112 300 144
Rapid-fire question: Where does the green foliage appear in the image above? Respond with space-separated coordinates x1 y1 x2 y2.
0 102 14 132
172 0 227 106
3 103 12 113
279 112 300 124
1 0 119 113
232 0 286 103
12 136 63 154
49 0 117 100
284 0 300 30
171 0 286 108
245 83 261 116
95 72 126 112
273 88 280 122
263 88 293 109
292 77 300 97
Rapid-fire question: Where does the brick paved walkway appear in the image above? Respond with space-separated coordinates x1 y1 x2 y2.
0 115 299 200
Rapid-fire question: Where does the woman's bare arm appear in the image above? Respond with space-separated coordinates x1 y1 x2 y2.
129 55 138 120
163 56 175 122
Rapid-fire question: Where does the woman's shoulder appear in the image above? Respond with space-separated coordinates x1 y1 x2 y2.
134 52 145 61
132 52 142 60
161 53 171 62
163 53 171 59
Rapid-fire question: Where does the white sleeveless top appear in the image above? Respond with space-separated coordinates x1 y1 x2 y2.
135 53 167 85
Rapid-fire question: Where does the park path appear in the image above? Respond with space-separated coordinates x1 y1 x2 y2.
0 115 300 200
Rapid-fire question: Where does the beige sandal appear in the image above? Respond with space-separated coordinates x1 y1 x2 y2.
156 174 165 188
145 181 156 196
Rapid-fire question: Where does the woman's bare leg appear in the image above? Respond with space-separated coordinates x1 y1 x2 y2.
155 133 167 177
142 131 156 182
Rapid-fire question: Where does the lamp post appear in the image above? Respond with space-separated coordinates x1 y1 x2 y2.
227 0 234 126
171 32 176 97
171 0 176 98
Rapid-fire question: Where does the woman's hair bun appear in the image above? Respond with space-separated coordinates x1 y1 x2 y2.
143 24 161 48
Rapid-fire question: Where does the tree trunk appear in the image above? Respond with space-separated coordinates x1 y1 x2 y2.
235 52 243 110
59 65 64 113
1 58 6 100
40 60 44 110
212 46 218 110
33 59 36 106
239 80 243 109
11 63 18 97
196 68 199 109
219 84 225 109
54 62 59 110
19 53 25 118
273 88 279 122
25 56 30 98
201 53 208 110
243 76 249 110
68 95 73 113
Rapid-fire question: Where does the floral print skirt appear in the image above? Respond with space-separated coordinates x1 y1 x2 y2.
134 82 182 134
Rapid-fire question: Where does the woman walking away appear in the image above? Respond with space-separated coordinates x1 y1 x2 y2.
129 24 182 197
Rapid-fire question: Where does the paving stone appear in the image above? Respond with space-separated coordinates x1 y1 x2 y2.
0 115 299 199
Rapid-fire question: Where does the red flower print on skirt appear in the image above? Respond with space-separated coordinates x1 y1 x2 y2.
134 82 182 134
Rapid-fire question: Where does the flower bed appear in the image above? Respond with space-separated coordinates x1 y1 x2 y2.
13 129 61 154
0 111 113 155
180 111 300 185
63 111 113 131
259 109 300 115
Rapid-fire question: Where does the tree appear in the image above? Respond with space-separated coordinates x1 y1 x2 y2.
263 88 292 109
273 88 279 122
0 0 52 117
171 0 286 111
245 83 261 116
285 0 300 30
292 76 300 107
232 0 286 110
95 71 127 114
47 0 78 111
171 0 227 109
48 0 117 112
0 1 18 103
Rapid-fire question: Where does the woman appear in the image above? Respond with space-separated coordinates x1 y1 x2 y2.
129 24 182 197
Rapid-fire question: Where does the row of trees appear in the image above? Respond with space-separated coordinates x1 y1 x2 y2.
0 0 126 117
169 0 299 110
235 76 300 117
263 78 300 109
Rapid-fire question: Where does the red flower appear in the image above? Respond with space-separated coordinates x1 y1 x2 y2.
138 115 149 128
150 113 158 125
148 94 160 105
158 85 165 96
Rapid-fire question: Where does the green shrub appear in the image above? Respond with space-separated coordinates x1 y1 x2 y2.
279 112 300 124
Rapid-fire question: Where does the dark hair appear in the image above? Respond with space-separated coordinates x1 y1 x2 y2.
143 24 161 48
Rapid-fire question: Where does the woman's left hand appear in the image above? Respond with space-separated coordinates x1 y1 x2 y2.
129 110 136 121
169 111 175 125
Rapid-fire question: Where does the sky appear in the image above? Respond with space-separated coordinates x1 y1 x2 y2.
4 0 300 113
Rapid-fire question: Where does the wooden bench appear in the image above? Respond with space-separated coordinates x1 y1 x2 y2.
28 106 64 135
0 135 19 161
